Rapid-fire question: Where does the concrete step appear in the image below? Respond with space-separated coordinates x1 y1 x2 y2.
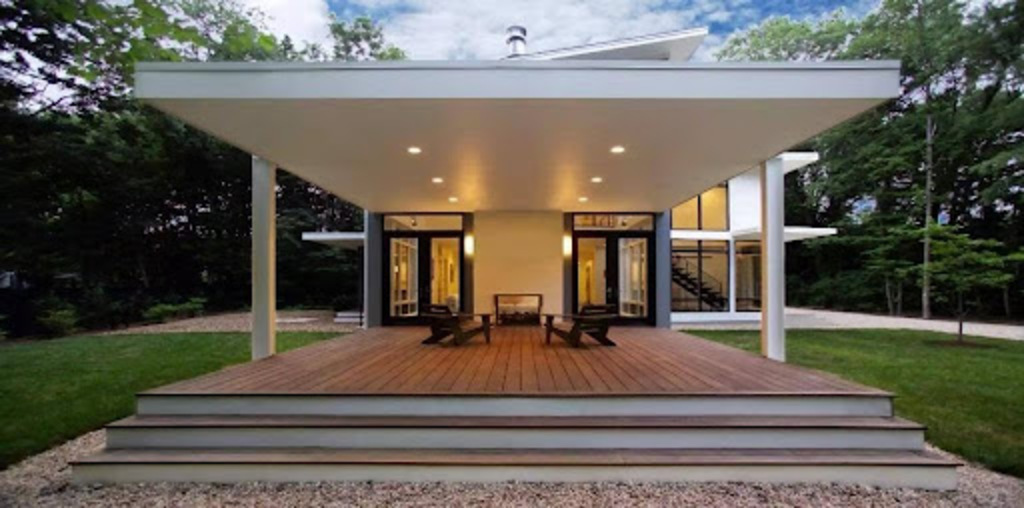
135 393 894 417
106 415 924 450
72 447 959 489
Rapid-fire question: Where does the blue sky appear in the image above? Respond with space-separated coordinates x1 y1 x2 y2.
245 0 879 60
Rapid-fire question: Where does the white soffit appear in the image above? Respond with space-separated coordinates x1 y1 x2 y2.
135 60 900 212
301 231 364 249
780 151 820 173
517 27 709 61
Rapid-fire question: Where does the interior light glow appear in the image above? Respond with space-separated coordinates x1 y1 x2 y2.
578 196 589 203
610 145 626 154
407 146 422 154
464 235 475 256
448 196 458 203
431 177 444 183
591 176 603 183
563 235 573 257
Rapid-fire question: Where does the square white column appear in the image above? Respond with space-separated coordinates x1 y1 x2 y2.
760 157 786 361
251 156 276 359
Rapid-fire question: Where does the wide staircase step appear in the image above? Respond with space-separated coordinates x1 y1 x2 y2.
105 415 925 450
73 447 959 489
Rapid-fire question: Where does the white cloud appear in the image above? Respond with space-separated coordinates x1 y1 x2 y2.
239 0 333 46
357 0 722 60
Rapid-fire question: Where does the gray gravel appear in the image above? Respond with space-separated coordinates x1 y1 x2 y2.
2 432 1022 507
101 310 356 335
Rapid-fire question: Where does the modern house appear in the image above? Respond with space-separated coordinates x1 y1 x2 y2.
72 27 959 488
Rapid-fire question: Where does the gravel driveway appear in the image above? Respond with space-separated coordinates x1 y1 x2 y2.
102 310 357 335
2 432 1022 507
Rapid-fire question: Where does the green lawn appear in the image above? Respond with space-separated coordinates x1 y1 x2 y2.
0 331 337 469
687 329 1024 478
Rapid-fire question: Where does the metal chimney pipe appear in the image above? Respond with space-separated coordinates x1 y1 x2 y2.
506 25 527 56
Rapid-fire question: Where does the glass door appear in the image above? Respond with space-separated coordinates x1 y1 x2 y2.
385 233 463 324
618 237 648 318
573 233 653 324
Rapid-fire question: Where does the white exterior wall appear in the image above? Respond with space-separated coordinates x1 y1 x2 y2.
473 212 564 318
728 169 762 232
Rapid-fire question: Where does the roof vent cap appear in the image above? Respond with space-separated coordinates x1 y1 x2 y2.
506 25 527 57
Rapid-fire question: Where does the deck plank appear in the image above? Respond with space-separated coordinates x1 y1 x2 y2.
146 326 886 396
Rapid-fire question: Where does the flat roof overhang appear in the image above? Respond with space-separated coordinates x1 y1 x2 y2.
135 60 900 212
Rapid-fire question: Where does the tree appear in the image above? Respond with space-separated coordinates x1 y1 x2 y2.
863 227 917 315
926 226 1014 342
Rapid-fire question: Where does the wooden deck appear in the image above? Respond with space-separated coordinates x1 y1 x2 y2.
150 327 885 396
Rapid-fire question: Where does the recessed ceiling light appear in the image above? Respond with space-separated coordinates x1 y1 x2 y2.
448 196 459 203
590 176 603 183
407 146 422 155
578 196 589 203
610 145 626 154
431 177 444 184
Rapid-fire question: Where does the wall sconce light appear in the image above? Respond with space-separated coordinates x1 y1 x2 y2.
464 234 475 256
562 234 573 257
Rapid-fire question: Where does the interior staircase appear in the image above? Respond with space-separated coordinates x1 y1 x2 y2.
73 391 959 489
671 255 727 310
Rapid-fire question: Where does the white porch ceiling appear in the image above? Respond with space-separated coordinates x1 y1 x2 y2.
136 60 899 213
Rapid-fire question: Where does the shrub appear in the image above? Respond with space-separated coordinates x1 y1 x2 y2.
142 298 207 323
37 308 79 337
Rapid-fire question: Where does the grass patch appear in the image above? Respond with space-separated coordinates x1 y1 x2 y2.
0 331 337 469
686 328 1024 478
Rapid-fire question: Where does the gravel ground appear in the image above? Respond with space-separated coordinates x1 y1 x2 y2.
2 432 1021 507
102 310 357 335
680 307 1024 341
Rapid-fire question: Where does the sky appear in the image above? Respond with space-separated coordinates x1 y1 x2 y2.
240 0 881 61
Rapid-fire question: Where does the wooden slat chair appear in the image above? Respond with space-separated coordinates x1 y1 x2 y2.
421 304 492 346
543 304 617 348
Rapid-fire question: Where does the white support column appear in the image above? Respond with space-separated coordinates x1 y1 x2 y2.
760 157 786 361
251 156 276 360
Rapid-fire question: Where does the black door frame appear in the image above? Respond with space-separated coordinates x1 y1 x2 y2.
381 216 465 326
570 214 656 326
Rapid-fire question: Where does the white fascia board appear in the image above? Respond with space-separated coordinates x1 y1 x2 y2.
731 226 838 242
302 231 365 249
671 230 732 241
135 60 901 101
779 152 820 174
517 27 708 61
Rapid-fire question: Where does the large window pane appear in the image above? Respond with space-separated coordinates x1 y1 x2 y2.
618 238 648 318
735 241 761 311
671 184 729 231
573 214 653 231
671 240 729 312
577 238 608 310
384 214 463 231
430 238 460 312
671 197 699 230
389 238 418 317
700 186 729 231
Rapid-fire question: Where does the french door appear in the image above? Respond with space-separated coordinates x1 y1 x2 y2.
384 233 463 325
573 232 655 325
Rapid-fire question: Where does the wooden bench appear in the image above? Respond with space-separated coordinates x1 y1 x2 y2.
420 305 492 346
543 304 617 348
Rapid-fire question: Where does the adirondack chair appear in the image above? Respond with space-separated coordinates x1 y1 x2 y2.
421 304 492 346
543 304 617 348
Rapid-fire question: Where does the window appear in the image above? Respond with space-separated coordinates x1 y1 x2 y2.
671 240 729 312
384 214 463 231
573 214 653 231
671 184 728 231
735 241 761 311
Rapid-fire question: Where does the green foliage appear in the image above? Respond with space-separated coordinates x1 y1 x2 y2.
36 304 78 337
0 331 337 468
720 0 1024 320
0 1 402 337
142 298 207 323
692 329 1024 478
